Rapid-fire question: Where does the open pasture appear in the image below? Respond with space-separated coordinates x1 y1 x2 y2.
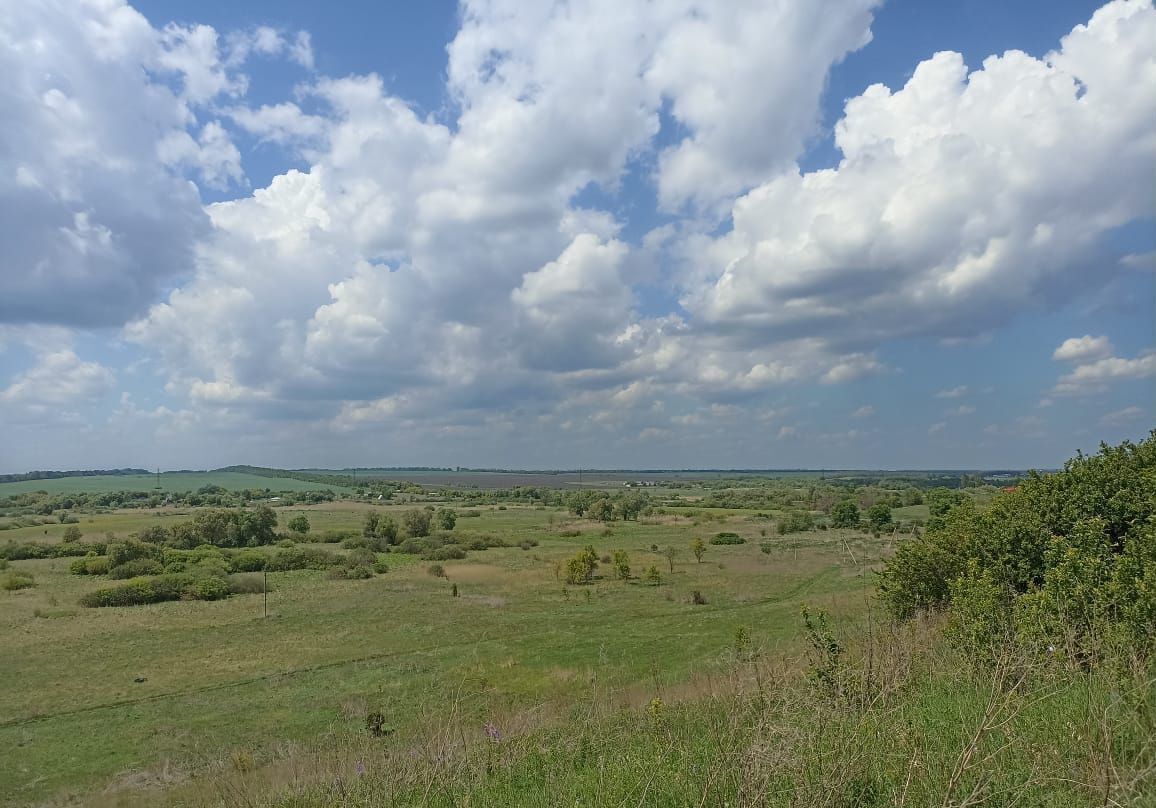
0 502 885 806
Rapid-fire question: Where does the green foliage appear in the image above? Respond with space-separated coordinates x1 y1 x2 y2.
78 573 230 607
229 549 267 572
226 573 266 594
690 536 706 562
62 525 82 542
435 508 457 531
829 499 860 529
69 555 110 575
265 546 341 572
880 432 1156 664
107 558 164 579
643 565 661 585
777 510 815 535
865 502 893 532
564 546 599 584
107 539 163 568
612 549 631 580
402 508 432 538
287 515 311 535
709 532 744 545
2 571 35 590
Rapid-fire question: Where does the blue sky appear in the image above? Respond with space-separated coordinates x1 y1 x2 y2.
0 0 1152 472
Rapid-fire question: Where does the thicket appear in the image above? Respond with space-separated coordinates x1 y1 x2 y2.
879 432 1156 665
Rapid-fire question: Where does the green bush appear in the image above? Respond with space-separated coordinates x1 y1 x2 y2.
709 532 745 545
265 545 341 572
78 573 231 607
879 432 1156 665
107 558 164 579
424 545 467 561
107 539 163 568
69 555 110 575
227 573 267 594
229 550 267 572
2 571 35 591
327 564 374 580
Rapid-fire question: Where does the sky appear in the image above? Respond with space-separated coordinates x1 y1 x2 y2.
0 0 1153 473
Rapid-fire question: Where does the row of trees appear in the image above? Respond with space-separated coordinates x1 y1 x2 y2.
362 507 458 544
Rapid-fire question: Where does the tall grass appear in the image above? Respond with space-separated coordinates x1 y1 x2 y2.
137 614 1154 808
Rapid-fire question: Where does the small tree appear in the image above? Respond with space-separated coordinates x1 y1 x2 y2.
643 566 661 586
363 511 381 539
288 515 311 535
691 537 706 563
436 508 457 531
830 500 861 529
866 502 893 533
565 547 598 585
613 549 631 580
403 508 432 538
62 525 82 542
663 546 678 574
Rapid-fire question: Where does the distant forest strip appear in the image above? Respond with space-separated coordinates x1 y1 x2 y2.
0 469 150 484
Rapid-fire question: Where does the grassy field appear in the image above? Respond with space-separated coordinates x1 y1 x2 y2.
0 472 351 497
0 504 885 806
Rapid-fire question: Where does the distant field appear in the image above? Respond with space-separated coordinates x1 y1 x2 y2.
0 472 351 496
0 502 883 805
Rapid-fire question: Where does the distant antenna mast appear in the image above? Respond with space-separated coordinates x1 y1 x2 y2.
154 467 162 490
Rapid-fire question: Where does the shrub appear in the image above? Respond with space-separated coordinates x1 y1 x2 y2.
287 514 310 535
78 573 231 607
62 525 82 542
778 511 815 535
397 537 431 555
564 546 599 584
643 566 661 585
2 572 35 591
710 532 745 545
227 573 267 594
460 510 482 518
229 550 267 572
107 539 163 568
107 558 164 579
69 555 110 575
428 563 446 578
691 589 707 605
327 564 374 580
402 508 433 538
760 541 773 554
830 500 861 529
879 432 1156 665
372 558 389 574
424 545 467 561
265 546 341 572
559 529 582 538
518 539 538 550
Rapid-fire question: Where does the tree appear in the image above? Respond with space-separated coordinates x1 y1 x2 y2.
288 515 311 535
643 566 661 585
589 496 616 522
866 503 893 533
435 508 457 531
612 549 631 580
691 536 706 563
663 546 678 573
402 508 432 538
830 500 860 529
62 525 82 542
565 546 599 584
363 511 381 538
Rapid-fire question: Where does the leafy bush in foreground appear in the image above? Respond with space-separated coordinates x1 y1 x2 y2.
107 558 164 579
265 545 341 572
879 432 1156 663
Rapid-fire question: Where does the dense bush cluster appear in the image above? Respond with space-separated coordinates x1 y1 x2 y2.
879 433 1156 664
79 573 231 607
709 532 745 545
